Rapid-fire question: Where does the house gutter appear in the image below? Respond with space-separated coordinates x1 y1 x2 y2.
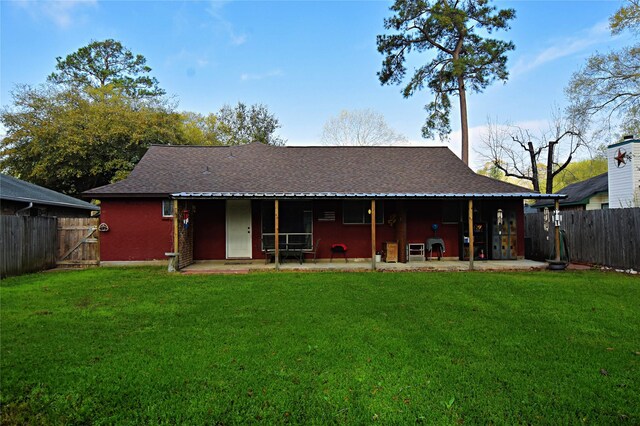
5 195 99 211
15 202 33 216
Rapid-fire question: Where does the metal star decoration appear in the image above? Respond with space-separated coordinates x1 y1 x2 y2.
614 148 627 168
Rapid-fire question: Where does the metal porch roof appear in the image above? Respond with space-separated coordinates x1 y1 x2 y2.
171 191 566 200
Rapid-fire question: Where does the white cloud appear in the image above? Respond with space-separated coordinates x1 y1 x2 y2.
206 1 247 46
510 20 613 77
240 69 283 81
15 0 97 29
165 49 210 68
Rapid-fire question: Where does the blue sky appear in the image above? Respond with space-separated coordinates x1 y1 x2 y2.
0 0 628 167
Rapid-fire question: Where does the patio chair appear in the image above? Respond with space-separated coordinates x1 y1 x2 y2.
309 238 321 263
330 243 348 263
262 235 275 264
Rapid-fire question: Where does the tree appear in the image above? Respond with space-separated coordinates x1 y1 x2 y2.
479 111 590 194
566 0 639 138
212 103 285 146
1 85 185 195
179 111 222 146
320 109 407 146
179 103 285 147
552 157 607 192
48 39 165 99
610 0 640 35
377 0 515 165
1 39 187 195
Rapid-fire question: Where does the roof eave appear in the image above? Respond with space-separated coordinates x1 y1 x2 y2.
171 192 567 200
1 195 100 211
82 192 167 199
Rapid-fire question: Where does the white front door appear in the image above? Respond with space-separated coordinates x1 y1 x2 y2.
226 200 252 258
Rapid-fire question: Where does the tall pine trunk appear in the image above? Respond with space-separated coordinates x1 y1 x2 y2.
458 76 469 166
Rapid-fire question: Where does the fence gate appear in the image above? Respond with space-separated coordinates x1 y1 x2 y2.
57 217 99 266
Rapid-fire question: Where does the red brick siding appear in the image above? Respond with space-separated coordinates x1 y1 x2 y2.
177 200 195 268
99 198 173 261
100 198 525 261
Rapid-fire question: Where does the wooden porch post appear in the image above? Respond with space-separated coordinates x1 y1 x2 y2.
371 199 376 270
468 199 474 271
275 199 280 270
554 199 561 262
173 199 179 255
170 199 179 272
397 201 407 263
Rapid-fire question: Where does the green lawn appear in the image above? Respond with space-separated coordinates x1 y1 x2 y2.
1 268 638 425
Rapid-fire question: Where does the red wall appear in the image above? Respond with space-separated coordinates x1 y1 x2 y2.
308 200 461 259
310 200 393 260
100 198 525 262
405 200 462 257
193 201 226 260
100 199 173 261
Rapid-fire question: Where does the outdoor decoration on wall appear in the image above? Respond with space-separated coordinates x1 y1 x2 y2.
98 223 109 232
182 210 190 229
614 148 632 168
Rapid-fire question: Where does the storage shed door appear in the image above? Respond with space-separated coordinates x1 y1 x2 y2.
226 200 252 259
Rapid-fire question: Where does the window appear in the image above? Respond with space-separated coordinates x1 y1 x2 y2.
162 199 174 217
342 201 383 224
262 201 313 248
442 202 460 224
601 203 609 209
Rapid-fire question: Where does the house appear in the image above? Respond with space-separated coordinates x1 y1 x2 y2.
83 143 560 269
532 136 640 211
532 173 609 211
1 173 99 217
607 136 640 208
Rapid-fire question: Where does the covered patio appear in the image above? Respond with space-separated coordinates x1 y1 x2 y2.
86 144 565 269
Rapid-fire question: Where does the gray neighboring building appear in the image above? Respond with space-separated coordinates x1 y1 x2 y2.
532 173 609 211
0 173 99 217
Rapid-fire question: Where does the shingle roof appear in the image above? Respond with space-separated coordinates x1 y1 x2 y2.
532 173 608 208
1 173 99 211
84 143 551 199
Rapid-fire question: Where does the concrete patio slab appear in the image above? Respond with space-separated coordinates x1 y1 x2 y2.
180 259 548 274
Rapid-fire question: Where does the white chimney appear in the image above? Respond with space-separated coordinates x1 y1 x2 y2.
607 136 640 208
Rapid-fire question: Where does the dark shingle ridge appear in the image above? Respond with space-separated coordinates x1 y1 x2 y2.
85 143 533 197
533 173 608 207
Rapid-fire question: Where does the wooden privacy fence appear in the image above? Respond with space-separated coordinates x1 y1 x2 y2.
57 217 99 267
525 208 640 270
1 216 99 277
1 216 57 278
